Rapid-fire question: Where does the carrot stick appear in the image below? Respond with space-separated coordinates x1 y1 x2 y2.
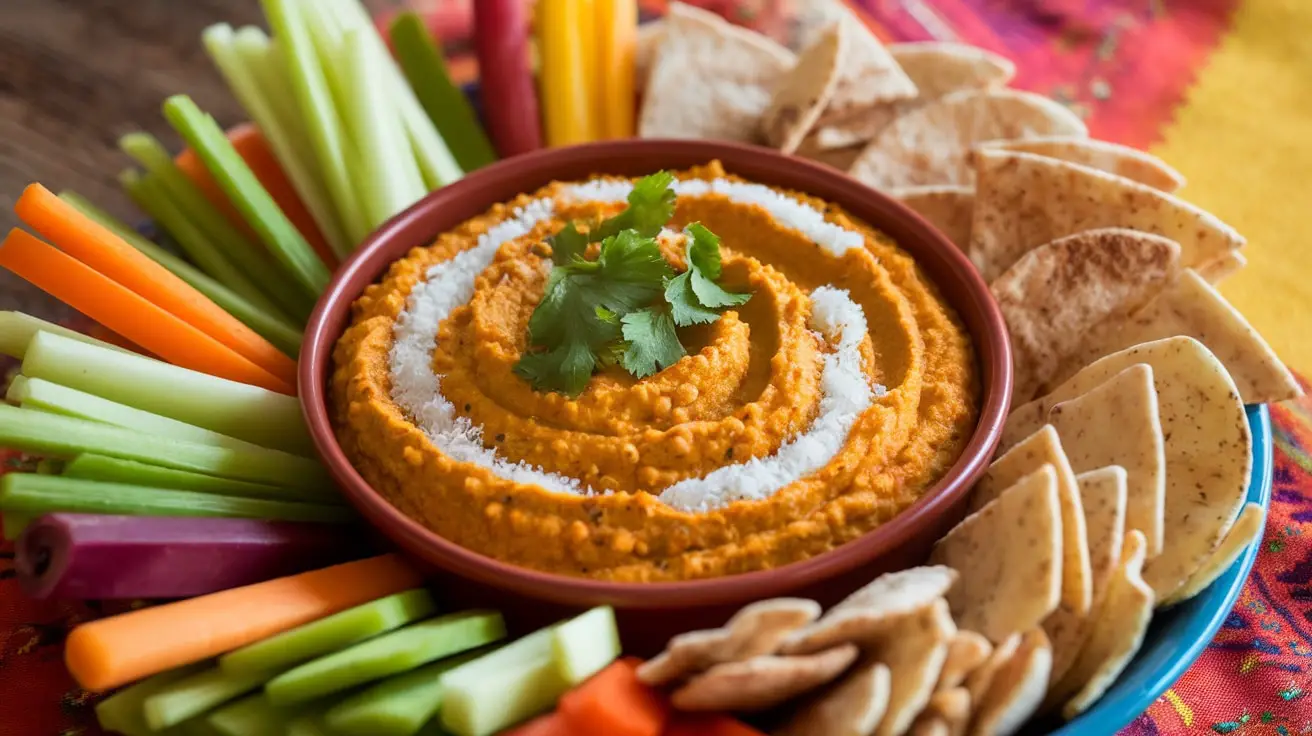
15 185 298 387
64 555 423 692
557 659 670 736
0 229 294 395
176 124 337 269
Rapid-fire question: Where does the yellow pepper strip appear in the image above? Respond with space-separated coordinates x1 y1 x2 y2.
538 0 595 146
597 0 637 139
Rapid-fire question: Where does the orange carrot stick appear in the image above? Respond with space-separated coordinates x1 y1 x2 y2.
0 229 294 395
15 184 298 387
557 659 671 736
176 124 337 268
65 555 423 692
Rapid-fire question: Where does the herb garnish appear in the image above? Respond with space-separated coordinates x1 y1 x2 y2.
514 173 751 396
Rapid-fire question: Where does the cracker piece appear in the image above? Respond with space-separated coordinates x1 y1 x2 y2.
971 628 1053 736
974 137 1185 192
670 644 859 712
964 634 1020 707
872 599 957 736
782 567 958 655
888 42 1016 98
936 631 993 692
892 186 974 250
776 659 892 736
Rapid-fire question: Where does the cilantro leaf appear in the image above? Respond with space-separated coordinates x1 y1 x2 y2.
597 171 677 239
514 341 597 396
620 306 686 378
585 230 675 311
665 271 721 326
683 223 752 310
548 222 590 266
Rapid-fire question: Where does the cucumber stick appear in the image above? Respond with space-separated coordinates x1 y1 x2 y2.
22 331 313 456
144 665 272 731
439 627 570 736
0 404 328 490
96 662 211 736
0 311 132 360
266 610 506 705
551 605 621 685
62 454 334 504
0 474 350 524
221 589 437 675
324 648 484 736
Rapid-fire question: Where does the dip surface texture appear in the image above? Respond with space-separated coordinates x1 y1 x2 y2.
331 162 979 581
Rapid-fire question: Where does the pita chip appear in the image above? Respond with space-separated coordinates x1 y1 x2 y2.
910 688 972 736
670 644 858 711
888 42 1016 98
850 90 1087 190
971 425 1092 617
1003 337 1251 602
638 2 795 142
1198 250 1247 285
893 186 975 250
971 628 1053 736
931 465 1062 643
871 599 957 736
936 631 993 691
782 566 957 655
969 150 1245 282
1053 269 1302 404
990 229 1181 404
964 633 1020 707
1045 365 1167 556
762 23 845 154
635 20 665 95
807 7 917 136
777 660 892 736
974 137 1186 192
1051 531 1154 719
795 139 866 172
1163 501 1265 606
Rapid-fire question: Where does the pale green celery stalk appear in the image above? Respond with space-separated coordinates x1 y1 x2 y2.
64 454 337 504
323 648 485 736
163 95 331 300
59 191 302 356
0 404 331 491
118 133 310 321
0 474 351 524
204 24 350 257
208 694 329 736
120 170 291 323
144 666 273 731
0 310 132 360
342 27 427 229
12 376 268 452
322 0 463 189
21 331 315 455
2 512 33 540
262 0 370 250
96 663 212 736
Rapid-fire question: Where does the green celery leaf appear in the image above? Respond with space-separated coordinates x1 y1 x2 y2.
598 171 677 239
664 272 720 327
620 307 685 379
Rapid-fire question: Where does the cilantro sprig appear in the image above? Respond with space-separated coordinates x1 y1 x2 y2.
514 173 752 396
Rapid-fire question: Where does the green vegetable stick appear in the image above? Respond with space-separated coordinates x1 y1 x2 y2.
207 693 328 736
58 191 302 356
288 714 336 736
0 310 132 360
221 589 437 675
11 376 268 453
324 648 485 736
22 331 314 455
2 512 33 540
163 95 332 300
120 169 289 321
0 473 351 524
551 605 621 685
262 0 370 250
63 454 336 504
266 610 506 705
389 12 497 172
439 627 569 736
144 665 272 731
0 404 330 491
96 662 211 736
203 24 350 257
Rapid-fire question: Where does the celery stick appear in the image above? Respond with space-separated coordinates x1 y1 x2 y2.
15 377 270 452
23 331 314 455
207 693 326 736
221 589 437 675
4 374 25 403
551 605 621 685
2 512 33 540
164 95 332 299
262 0 370 250
121 169 293 322
0 311 131 360
0 474 350 524
389 12 496 172
0 404 329 491
96 663 211 736
266 610 506 705
324 648 484 736
439 627 569 736
204 25 351 257
119 134 310 321
63 455 336 504
58 191 302 356
288 714 335 736
144 665 273 731
342 27 427 229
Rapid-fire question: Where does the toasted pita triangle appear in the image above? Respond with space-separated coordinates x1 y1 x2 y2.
762 23 845 154
973 628 1053 736
810 6 917 129
872 600 957 736
638 3 794 141
969 150 1245 282
1197 250 1246 285
975 137 1186 192
634 20 666 95
888 42 1016 98
850 90 1088 190
1052 269 1301 404
1163 501 1265 606
892 186 974 250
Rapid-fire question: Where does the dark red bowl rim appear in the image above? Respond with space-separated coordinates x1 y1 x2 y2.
300 139 1012 609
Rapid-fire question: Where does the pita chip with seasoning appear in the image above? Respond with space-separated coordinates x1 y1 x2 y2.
1198 250 1247 285
777 659 892 736
849 89 1088 190
888 42 1016 98
892 186 975 250
782 566 958 655
936 630 993 691
974 136 1186 192
909 687 971 736
669 643 858 711
1163 501 1265 607
990 228 1181 404
971 627 1053 736
870 599 957 736
761 23 846 154
968 149 1246 282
